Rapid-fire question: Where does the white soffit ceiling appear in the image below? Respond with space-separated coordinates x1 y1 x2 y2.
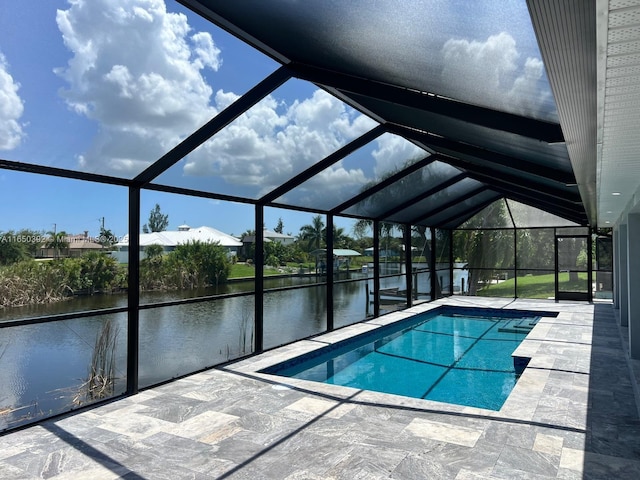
599 0 640 226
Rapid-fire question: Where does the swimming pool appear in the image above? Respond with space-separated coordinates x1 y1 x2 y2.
262 306 557 410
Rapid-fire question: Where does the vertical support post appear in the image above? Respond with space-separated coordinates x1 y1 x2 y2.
513 227 518 298
588 228 593 303
627 214 640 358
373 220 380 317
554 228 559 301
449 229 453 297
620 223 629 326
430 226 437 300
405 223 413 308
255 206 264 353
326 214 334 331
126 186 140 395
611 226 620 310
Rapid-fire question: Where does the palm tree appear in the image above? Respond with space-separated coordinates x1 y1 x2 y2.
453 201 512 294
298 215 325 252
46 230 69 258
323 225 350 249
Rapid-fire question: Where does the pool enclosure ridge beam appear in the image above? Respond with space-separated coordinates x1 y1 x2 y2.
374 172 469 221
429 194 502 229
482 177 586 216
259 124 387 204
490 187 588 225
497 187 587 224
390 124 577 186
0 158 131 187
410 185 488 225
134 66 292 186
331 155 437 214
288 62 565 144
431 153 583 205
489 183 584 217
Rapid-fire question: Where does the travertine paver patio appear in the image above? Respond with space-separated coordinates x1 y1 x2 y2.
1 297 639 479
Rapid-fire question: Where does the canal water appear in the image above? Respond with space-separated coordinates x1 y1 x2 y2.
0 266 464 431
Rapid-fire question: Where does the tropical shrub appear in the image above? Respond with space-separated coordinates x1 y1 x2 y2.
0 252 125 307
139 241 231 291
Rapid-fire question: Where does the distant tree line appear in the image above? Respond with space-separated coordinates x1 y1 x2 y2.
0 252 125 308
0 241 232 308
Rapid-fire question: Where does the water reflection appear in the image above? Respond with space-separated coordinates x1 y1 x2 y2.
0 274 381 431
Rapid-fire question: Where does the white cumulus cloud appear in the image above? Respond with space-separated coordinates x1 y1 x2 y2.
55 0 221 174
54 0 398 194
184 89 377 195
441 32 553 119
372 134 426 178
0 51 25 150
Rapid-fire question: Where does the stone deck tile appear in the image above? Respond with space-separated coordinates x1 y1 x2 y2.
2 298 640 479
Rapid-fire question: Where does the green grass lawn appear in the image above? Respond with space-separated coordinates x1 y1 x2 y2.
228 262 307 279
478 272 588 298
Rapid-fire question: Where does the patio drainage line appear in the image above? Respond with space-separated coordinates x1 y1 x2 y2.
215 390 361 480
220 367 587 435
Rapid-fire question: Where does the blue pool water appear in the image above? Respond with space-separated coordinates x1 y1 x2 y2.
263 307 556 410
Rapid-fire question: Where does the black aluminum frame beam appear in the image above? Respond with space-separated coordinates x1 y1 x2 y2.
259 124 386 204
145 182 256 205
373 173 468 221
255 205 264 352
326 214 335 331
134 66 292 186
403 222 413 307
479 173 586 219
390 124 576 185
0 158 130 187
428 193 503 229
330 155 437 214
491 184 583 219
491 187 588 225
177 0 291 64
409 185 489 224
127 186 140 395
288 62 564 144
429 153 582 205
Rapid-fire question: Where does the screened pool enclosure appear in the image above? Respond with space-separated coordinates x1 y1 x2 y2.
0 0 612 432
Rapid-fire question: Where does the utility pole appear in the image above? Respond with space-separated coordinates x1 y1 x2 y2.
99 217 105 249
53 223 57 259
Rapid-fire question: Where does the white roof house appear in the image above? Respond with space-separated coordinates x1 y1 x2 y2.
112 225 242 262
241 228 295 245
263 229 295 245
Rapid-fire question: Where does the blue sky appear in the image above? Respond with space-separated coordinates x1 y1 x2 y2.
0 0 553 240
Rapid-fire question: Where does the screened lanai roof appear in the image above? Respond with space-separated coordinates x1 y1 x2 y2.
0 0 591 228
167 0 587 227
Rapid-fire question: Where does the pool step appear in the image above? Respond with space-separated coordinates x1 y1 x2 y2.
497 317 539 334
